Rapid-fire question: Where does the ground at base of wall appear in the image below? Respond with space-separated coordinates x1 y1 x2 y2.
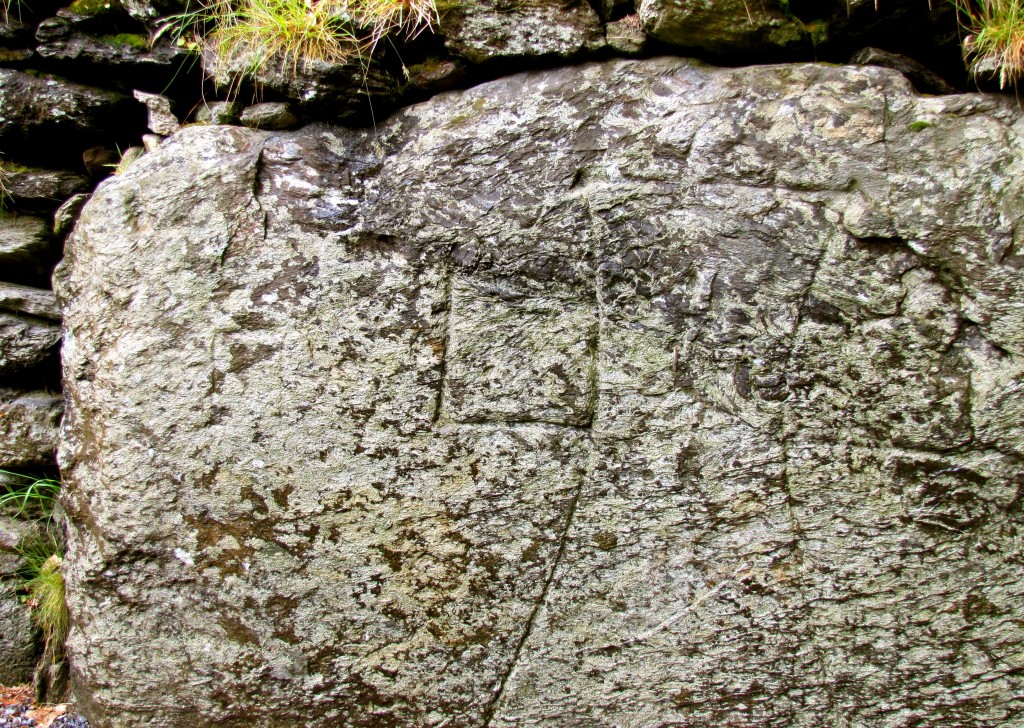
0 685 86 728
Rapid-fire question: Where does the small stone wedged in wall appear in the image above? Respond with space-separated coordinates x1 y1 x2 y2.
53 194 90 240
638 0 810 56
132 90 180 136
194 101 240 126
851 46 959 95
239 103 300 131
58 58 1024 726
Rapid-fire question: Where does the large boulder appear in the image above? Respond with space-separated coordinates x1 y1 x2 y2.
57 58 1024 726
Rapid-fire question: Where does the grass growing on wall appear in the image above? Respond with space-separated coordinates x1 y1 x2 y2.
1 471 70 667
955 0 1024 87
158 0 443 87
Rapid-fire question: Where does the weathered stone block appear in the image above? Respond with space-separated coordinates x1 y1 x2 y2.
57 59 1024 726
0 216 55 283
0 580 36 685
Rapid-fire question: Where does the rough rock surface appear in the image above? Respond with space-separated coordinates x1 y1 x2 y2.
0 389 63 467
638 0 812 56
58 58 1024 726
0 580 36 685
441 0 605 64
0 313 62 375
0 217 56 284
3 169 90 212
0 69 140 164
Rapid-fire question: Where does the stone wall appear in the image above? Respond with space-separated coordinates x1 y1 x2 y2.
0 0 1022 720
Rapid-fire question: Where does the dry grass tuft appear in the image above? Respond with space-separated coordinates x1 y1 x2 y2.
158 0 442 88
955 0 1024 87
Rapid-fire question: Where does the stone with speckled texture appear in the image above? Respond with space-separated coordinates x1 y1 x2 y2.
57 57 1024 726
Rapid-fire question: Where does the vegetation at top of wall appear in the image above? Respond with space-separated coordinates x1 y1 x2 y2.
955 0 1024 87
1 471 69 669
157 0 444 91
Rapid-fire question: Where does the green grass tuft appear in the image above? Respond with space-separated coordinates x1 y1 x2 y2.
0 471 61 519
26 552 68 664
157 0 443 91
1 471 69 666
954 0 1024 88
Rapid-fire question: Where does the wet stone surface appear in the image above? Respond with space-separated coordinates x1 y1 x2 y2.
58 58 1024 726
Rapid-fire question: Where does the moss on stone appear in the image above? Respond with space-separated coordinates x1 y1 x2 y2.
0 161 33 173
68 0 121 15
99 33 149 50
447 97 486 127
908 120 932 132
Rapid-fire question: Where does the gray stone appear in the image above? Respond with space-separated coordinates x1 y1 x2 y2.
605 13 647 55
34 18 184 75
3 169 90 212
207 54 402 119
53 193 91 240
442 0 605 64
0 514 35 555
239 102 300 130
0 313 61 374
0 389 63 468
0 70 140 163
141 134 163 153
637 0 810 55
404 58 466 95
133 90 181 136
851 46 959 95
0 580 36 685
0 282 61 320
58 59 1024 726
0 216 55 282
194 101 240 125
